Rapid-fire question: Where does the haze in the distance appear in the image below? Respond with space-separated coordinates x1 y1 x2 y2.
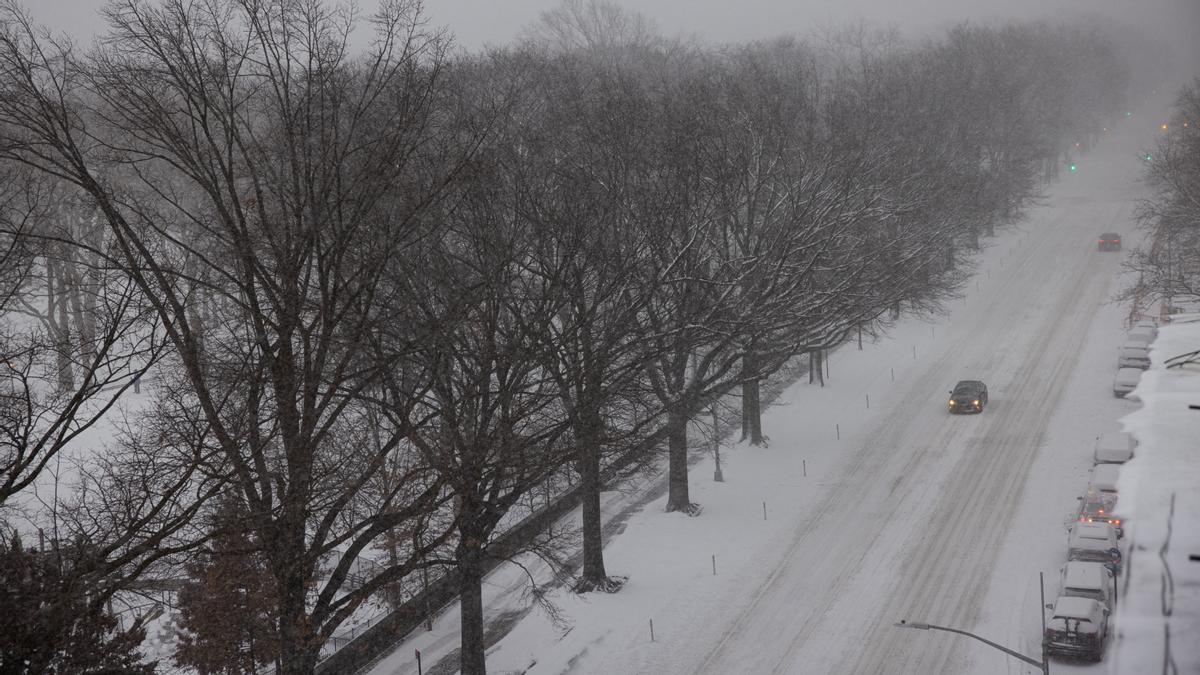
29 0 1200 79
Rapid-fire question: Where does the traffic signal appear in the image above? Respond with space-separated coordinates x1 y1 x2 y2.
1069 163 1077 172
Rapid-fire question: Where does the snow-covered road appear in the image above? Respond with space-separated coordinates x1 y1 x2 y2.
689 124 1143 675
370 101 1170 675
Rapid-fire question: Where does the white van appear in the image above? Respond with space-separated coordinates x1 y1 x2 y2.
1059 560 1115 609
1113 367 1141 398
1117 344 1151 369
1094 431 1135 464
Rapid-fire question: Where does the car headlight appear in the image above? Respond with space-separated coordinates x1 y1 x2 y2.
948 400 956 406
973 400 980 406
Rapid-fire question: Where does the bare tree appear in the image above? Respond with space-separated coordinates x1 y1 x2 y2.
521 0 661 55
395 81 576 671
1124 79 1200 309
0 0 476 671
508 48 670 590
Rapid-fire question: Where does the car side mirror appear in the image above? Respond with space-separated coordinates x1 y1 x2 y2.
1076 496 1083 500
1045 603 1054 610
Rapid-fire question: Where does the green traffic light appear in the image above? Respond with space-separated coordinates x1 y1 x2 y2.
1069 163 1077 172
1125 111 1132 117
1144 154 1153 161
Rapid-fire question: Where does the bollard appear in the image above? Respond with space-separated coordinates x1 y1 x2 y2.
891 367 894 382
416 649 423 675
836 423 840 440
762 501 767 520
866 394 870 409
912 345 917 360
650 619 655 642
712 555 717 575
803 460 807 477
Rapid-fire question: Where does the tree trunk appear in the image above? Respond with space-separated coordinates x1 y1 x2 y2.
276 565 319 675
65 257 94 364
577 402 607 588
664 404 691 513
814 349 825 387
740 354 763 446
46 258 74 392
458 544 487 675
741 380 763 446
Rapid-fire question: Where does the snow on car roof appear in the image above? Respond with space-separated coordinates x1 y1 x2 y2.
1062 561 1108 589
1090 464 1120 492
1113 367 1142 385
1071 521 1116 543
1052 596 1104 620
1049 597 1104 632
1096 431 1135 450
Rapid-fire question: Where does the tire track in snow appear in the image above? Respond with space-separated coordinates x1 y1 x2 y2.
692 202 1118 675
692 232 1060 675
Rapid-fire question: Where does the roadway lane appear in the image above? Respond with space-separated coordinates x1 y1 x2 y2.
681 119 1147 674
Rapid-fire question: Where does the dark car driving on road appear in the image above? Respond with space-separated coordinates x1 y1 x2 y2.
948 380 988 414
1098 233 1121 251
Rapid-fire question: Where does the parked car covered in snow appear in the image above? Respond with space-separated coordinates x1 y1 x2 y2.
1112 367 1141 398
1129 320 1158 340
1078 493 1124 538
1044 596 1110 662
1068 522 1121 573
1094 431 1135 464
1097 233 1121 251
1058 561 1115 609
947 380 988 414
1117 344 1151 369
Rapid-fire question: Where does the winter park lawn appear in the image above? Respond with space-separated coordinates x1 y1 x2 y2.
366 98 1199 675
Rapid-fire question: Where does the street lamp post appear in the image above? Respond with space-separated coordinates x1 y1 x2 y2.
894 620 1049 675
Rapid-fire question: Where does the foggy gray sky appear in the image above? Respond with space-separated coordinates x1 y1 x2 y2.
30 0 1200 76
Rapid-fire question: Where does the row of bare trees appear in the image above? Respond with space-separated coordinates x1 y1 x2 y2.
1126 78 1200 309
0 0 1128 673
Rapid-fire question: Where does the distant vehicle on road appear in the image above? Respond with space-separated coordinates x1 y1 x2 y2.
1112 368 1141 398
1044 596 1110 662
1097 233 1121 251
947 380 988 414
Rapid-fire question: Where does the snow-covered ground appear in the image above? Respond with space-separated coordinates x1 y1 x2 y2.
365 93 1199 675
